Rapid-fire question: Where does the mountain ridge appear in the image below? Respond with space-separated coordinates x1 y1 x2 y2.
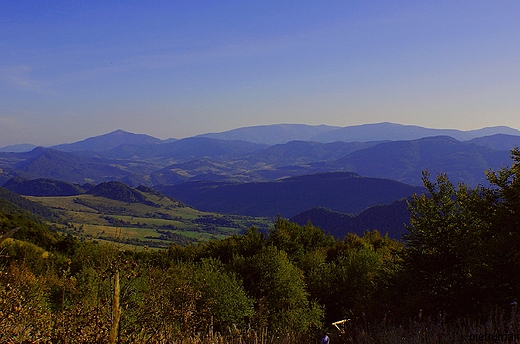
3 122 519 150
157 172 424 218
309 122 520 143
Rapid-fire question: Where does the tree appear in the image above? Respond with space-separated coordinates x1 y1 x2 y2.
481 147 520 303
242 246 323 334
402 148 520 317
308 231 400 323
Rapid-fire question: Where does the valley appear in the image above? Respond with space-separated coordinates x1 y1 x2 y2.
26 189 271 248
2 122 520 244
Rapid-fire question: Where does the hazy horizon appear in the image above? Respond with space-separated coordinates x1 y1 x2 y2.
2 2 520 146
2 121 520 149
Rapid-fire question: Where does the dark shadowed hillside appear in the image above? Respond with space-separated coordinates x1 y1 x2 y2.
12 147 133 184
331 136 511 186
3 177 87 196
466 134 520 151
87 181 147 203
0 186 59 220
158 172 424 217
290 198 412 240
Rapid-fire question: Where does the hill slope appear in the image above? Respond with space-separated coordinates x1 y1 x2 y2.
197 124 339 145
3 177 87 196
310 122 520 143
331 136 511 186
158 172 424 217
290 199 411 240
466 134 520 151
0 186 59 220
12 147 133 184
51 129 163 152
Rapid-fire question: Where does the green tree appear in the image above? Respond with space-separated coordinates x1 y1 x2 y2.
402 149 520 317
308 232 398 323
192 258 254 330
242 245 323 334
267 217 335 262
481 147 520 303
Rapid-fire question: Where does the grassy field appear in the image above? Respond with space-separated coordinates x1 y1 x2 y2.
27 193 271 247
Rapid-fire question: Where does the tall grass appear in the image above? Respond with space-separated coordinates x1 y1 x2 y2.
327 307 520 344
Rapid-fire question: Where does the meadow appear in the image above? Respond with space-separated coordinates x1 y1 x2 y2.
26 193 271 247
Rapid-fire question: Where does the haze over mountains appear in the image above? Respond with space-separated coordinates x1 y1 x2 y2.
2 122 520 238
1 122 519 187
3 122 520 152
196 122 520 144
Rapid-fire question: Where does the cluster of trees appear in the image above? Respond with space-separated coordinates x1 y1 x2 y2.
401 148 520 318
0 211 400 342
1 149 520 342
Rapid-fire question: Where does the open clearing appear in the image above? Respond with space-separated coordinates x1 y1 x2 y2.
27 193 271 248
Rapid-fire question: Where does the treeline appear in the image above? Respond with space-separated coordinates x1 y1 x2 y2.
1 149 520 343
1 212 398 342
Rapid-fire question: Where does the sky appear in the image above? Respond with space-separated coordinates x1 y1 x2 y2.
1 1 520 147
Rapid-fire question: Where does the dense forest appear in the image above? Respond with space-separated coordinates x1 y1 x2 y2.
2 149 520 343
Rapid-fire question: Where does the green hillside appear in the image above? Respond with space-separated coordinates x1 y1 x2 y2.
27 188 270 248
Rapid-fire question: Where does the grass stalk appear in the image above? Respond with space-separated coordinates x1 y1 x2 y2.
109 270 121 344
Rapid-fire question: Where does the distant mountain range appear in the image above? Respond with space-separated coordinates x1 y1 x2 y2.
1 121 520 240
0 144 37 153
308 122 520 143
2 122 520 152
327 135 513 186
196 124 340 145
1 124 519 188
51 129 166 152
196 122 520 144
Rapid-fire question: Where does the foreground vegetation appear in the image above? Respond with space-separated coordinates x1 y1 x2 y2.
2 149 520 343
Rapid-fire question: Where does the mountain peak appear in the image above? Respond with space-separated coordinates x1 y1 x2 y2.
110 129 129 134
51 130 162 152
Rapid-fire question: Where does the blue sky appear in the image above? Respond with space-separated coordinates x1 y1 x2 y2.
1 1 520 146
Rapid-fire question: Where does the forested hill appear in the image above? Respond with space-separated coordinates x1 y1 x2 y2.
87 181 148 203
330 136 513 186
290 198 411 239
0 186 59 220
3 177 88 197
158 172 424 217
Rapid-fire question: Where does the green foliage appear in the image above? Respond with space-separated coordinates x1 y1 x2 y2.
402 148 520 317
268 216 335 264
88 181 147 203
0 186 59 220
482 148 520 300
307 231 401 323
245 246 323 334
192 258 255 330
